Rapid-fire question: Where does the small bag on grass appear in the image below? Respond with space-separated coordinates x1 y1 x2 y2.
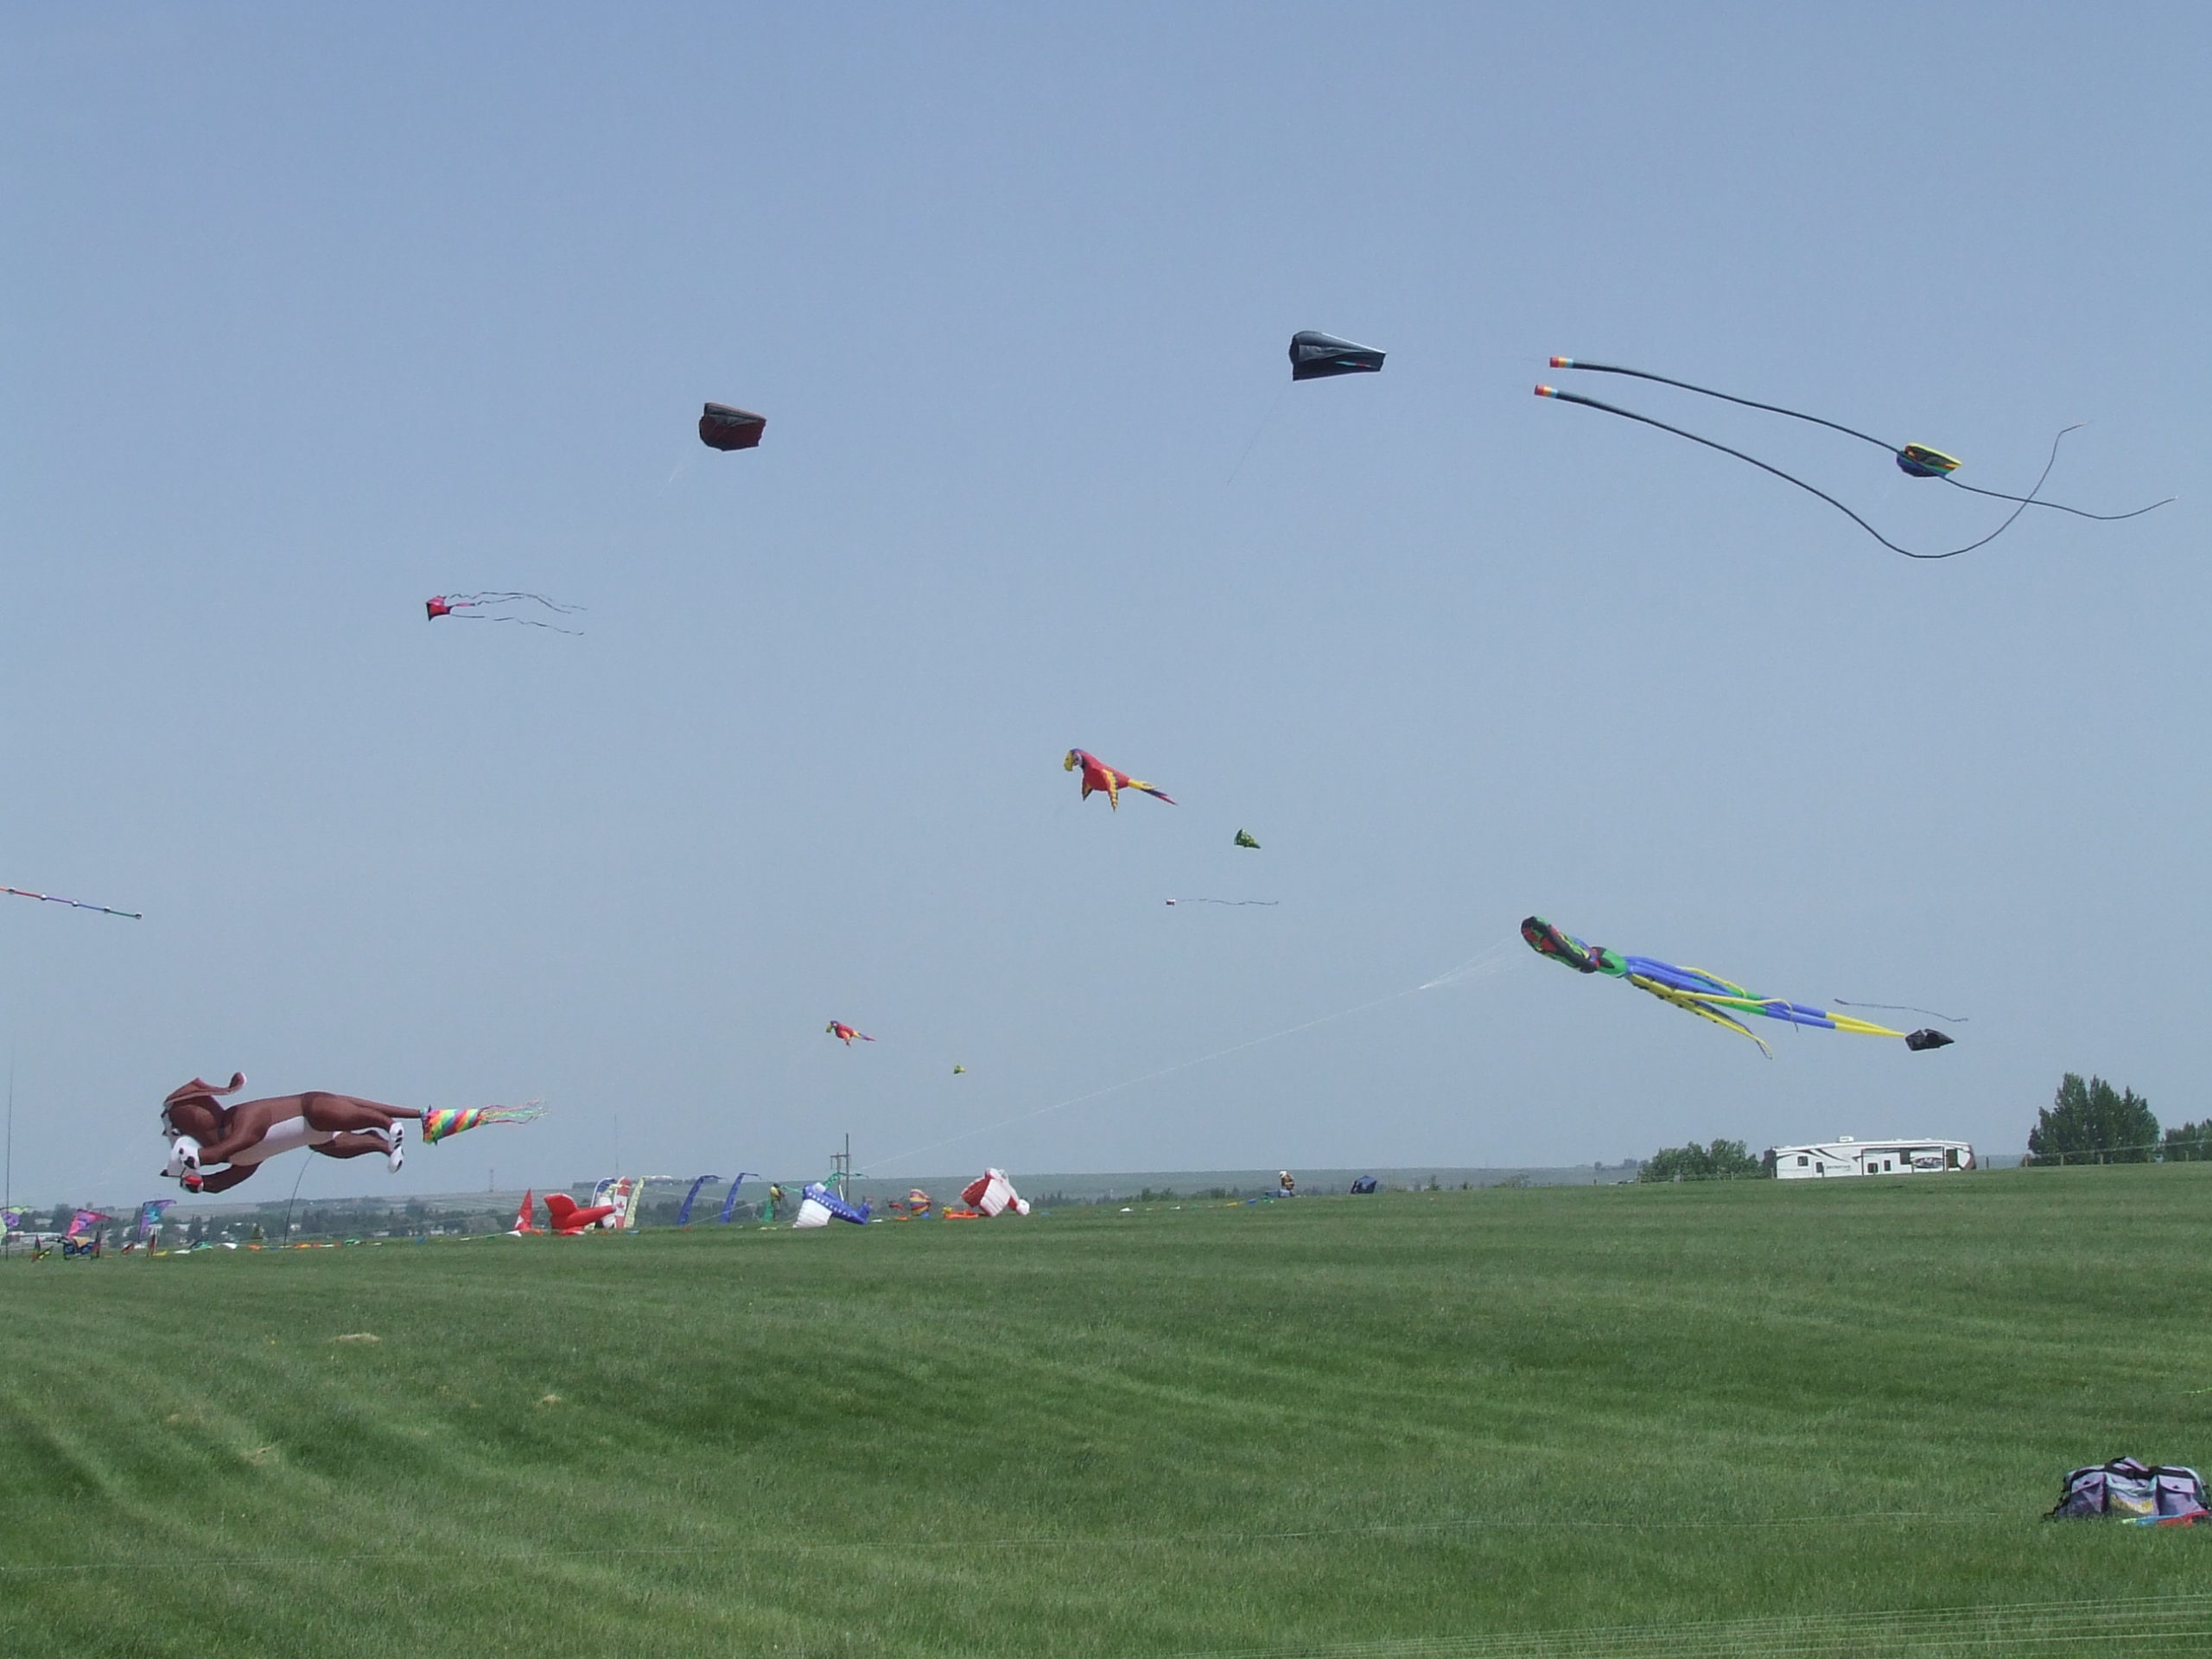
2048 1459 2209 1522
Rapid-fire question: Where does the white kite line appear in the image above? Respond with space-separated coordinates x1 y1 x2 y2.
871 938 1520 1172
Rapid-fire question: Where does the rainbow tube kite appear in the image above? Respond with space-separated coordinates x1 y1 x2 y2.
420 1102 545 1144
1522 917 1952 1056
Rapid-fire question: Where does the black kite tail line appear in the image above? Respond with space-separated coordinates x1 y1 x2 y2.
1535 385 2057 559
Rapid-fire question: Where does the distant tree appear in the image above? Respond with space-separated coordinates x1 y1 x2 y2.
2027 1073 2158 1165
2163 1121 2212 1163
1637 1139 1764 1182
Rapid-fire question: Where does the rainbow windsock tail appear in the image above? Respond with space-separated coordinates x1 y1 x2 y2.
422 1102 545 1145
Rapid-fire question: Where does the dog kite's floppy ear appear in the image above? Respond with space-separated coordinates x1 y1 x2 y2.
163 1072 245 1108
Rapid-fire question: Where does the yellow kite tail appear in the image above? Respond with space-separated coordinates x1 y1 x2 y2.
1628 976 1774 1055
1825 1012 1910 1039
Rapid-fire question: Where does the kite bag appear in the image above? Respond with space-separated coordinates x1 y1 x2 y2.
2046 1459 2208 1522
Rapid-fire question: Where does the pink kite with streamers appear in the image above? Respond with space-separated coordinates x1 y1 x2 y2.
425 593 584 633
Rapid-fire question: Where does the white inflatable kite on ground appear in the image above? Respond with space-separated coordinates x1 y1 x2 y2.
960 1168 1030 1217
792 1182 869 1228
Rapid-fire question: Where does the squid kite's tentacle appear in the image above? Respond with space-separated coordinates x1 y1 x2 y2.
1627 975 1773 1055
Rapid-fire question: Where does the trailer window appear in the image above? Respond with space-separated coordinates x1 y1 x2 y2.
1796 1154 1808 1166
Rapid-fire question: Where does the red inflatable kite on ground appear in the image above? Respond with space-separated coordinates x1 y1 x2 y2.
543 1192 620 1234
826 1021 874 1046
959 1168 1031 1217
1064 749 1174 810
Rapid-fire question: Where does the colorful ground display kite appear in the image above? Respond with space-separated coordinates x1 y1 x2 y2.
3 885 141 919
826 1020 874 1046
1535 359 2171 559
1065 749 1175 810
1521 917 1955 1056
589 1176 645 1230
133 1198 175 1244
425 593 583 632
698 403 766 451
1290 331 1386 381
159 1075 542 1194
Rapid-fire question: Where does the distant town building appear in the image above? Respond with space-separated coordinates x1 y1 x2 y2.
1764 1137 1975 1179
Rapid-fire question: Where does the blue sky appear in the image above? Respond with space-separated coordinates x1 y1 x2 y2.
3 3 2205 1205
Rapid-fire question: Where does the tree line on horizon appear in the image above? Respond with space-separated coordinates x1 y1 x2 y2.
1637 1073 2212 1180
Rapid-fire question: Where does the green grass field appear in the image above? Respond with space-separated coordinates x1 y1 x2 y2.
7 1165 2212 1657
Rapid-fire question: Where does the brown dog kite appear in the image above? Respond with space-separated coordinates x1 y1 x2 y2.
160 1074 541 1193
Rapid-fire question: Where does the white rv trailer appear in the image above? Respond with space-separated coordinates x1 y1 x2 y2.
1765 1137 1974 1179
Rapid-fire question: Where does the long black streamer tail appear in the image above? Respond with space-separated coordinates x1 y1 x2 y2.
1547 358 1901 455
448 592 586 614
1535 385 2057 560
1549 361 2174 527
1941 429 2175 521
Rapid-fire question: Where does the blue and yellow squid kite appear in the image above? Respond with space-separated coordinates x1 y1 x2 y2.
1522 917 1953 1055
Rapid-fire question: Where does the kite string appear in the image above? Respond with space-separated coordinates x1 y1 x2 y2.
0 887 142 920
875 936 1522 1172
871 989 1424 1171
1225 382 1291 485
1833 999 1967 1022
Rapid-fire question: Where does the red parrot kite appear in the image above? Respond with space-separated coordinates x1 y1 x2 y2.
1064 749 1175 810
826 1020 874 1046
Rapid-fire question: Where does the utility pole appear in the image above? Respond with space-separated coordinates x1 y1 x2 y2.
831 1133 852 1199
